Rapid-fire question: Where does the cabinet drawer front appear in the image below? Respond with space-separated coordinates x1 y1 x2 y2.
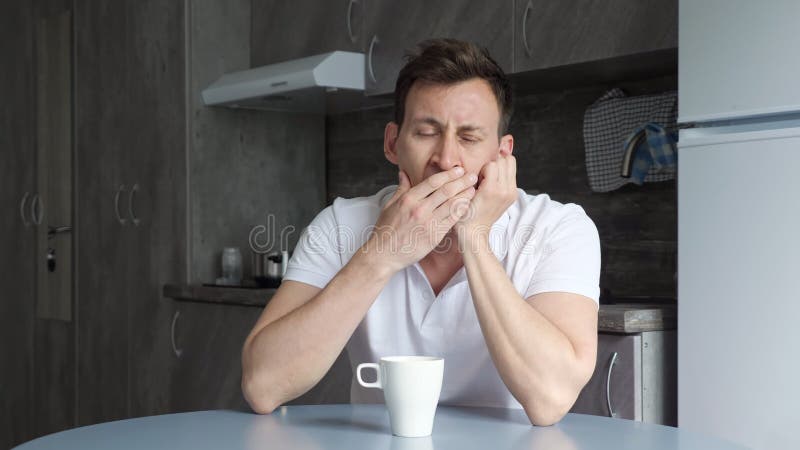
570 333 641 420
515 0 677 72
364 0 513 95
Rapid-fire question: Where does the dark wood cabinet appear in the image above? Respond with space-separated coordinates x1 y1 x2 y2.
74 0 132 426
363 0 513 95
0 2 37 447
74 0 187 425
514 0 677 72
251 0 364 66
169 303 260 412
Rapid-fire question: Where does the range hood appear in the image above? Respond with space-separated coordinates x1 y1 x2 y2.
202 51 388 113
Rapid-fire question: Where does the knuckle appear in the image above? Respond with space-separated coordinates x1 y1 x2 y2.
441 183 458 197
397 195 413 209
409 206 425 221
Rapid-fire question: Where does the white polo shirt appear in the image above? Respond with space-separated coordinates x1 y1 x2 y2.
283 185 600 409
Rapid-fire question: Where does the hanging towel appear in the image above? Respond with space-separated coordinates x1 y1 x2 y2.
583 88 678 192
622 122 678 185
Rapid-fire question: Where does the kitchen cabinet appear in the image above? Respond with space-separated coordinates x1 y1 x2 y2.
514 0 677 73
251 0 364 66
570 331 677 425
169 302 353 412
363 0 513 96
0 1 36 447
169 303 259 412
74 0 133 426
164 286 353 411
126 0 187 419
75 0 186 425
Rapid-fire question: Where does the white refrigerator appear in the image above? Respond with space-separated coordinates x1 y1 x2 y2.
678 1 800 449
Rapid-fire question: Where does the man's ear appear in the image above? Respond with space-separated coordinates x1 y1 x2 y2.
384 122 400 164
499 134 514 157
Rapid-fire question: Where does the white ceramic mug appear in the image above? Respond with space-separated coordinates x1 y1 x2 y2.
356 356 444 437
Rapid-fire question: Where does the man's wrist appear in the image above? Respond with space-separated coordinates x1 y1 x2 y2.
457 223 492 254
350 241 401 282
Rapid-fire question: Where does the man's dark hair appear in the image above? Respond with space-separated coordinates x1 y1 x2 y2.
394 38 513 136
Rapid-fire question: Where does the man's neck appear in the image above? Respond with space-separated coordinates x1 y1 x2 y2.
419 231 464 297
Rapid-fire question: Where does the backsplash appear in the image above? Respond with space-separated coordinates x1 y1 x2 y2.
325 75 678 298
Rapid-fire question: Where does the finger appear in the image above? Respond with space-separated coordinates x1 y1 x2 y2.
406 167 465 202
480 161 498 186
384 170 411 208
508 155 517 182
433 186 475 226
422 172 477 212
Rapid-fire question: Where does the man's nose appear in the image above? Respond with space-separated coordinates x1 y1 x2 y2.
432 134 461 170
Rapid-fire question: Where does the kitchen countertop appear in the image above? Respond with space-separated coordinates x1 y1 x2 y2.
163 284 676 332
163 283 275 307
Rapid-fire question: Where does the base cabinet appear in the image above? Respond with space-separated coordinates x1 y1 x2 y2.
168 301 352 413
571 331 677 426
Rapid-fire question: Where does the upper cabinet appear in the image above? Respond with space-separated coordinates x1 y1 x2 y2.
249 0 675 98
515 0 677 72
251 0 364 66
363 0 513 96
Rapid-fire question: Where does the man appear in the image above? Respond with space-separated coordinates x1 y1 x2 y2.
241 39 600 426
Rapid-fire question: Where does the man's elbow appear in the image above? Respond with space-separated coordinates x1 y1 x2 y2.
242 375 280 415
522 395 573 427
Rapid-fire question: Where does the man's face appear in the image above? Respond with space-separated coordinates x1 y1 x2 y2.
384 78 513 187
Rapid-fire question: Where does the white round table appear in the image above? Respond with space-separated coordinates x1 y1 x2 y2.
14 404 745 450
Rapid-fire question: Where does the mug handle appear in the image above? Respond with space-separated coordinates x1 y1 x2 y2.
356 363 382 389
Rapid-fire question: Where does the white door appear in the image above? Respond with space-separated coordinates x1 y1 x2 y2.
679 0 800 123
678 123 800 449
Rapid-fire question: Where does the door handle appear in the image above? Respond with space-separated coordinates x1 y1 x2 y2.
605 351 619 418
30 193 43 226
171 310 183 358
346 0 359 44
48 225 72 239
20 192 31 227
129 183 140 226
114 185 127 225
522 0 534 57
367 34 379 84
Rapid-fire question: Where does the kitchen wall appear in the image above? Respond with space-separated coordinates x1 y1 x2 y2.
326 75 678 299
188 0 326 284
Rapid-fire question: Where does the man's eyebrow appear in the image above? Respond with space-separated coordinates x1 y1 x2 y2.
410 117 444 128
457 124 486 134
410 117 487 134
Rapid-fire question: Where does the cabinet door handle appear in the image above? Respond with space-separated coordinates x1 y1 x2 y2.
129 183 140 226
20 192 32 227
30 193 43 226
605 351 619 418
522 0 534 57
367 34 379 83
346 0 359 44
114 185 128 225
171 310 183 358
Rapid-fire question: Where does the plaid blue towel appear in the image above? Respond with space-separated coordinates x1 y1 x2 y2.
583 89 678 192
623 122 678 185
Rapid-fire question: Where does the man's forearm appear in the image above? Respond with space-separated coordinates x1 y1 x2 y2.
460 231 590 425
242 250 394 413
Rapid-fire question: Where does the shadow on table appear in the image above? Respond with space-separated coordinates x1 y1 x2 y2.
442 406 532 426
297 417 388 434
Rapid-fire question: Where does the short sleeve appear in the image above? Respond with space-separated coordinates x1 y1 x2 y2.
283 205 345 289
523 212 601 303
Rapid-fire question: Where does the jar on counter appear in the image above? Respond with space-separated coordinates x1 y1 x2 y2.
220 247 243 285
